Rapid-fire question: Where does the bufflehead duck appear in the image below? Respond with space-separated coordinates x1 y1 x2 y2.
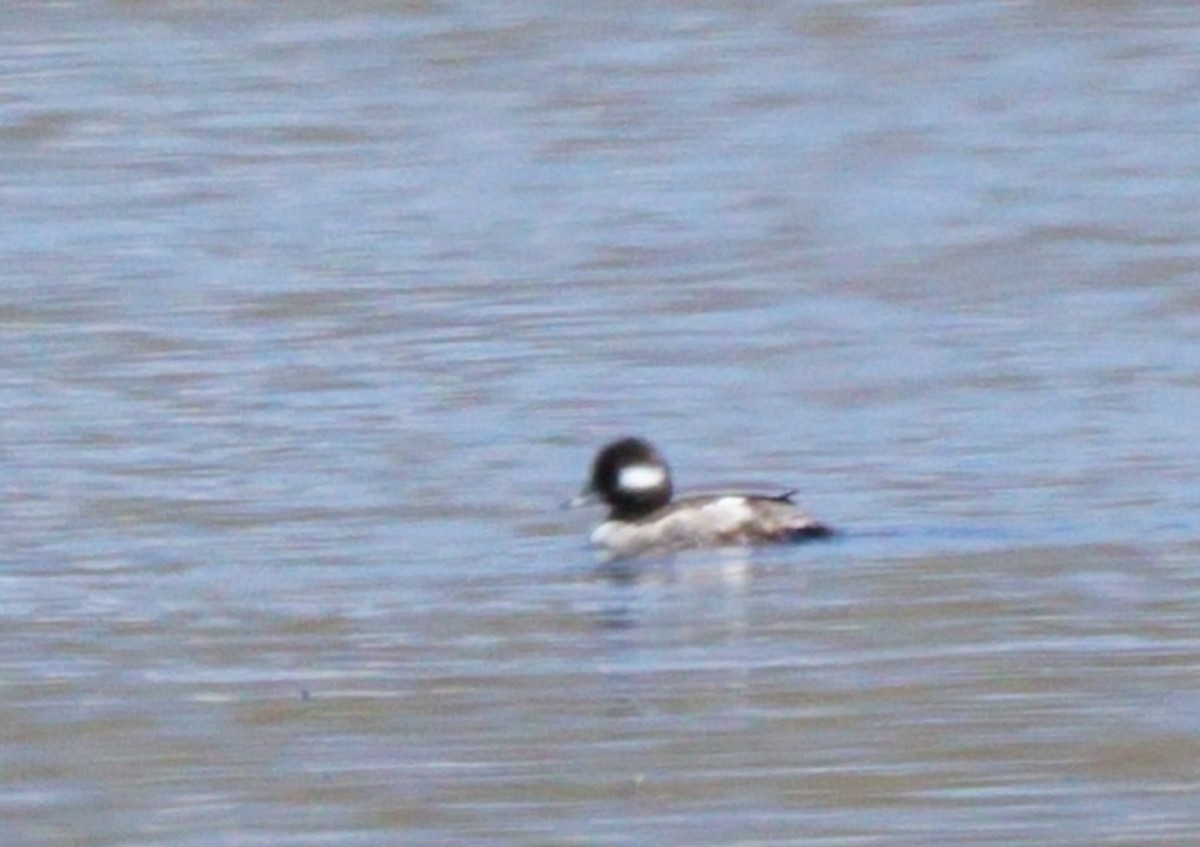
571 437 832 559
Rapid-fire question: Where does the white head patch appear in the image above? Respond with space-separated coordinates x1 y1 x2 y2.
617 464 668 491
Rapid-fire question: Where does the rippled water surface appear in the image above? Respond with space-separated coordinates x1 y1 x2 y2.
4 2 1200 845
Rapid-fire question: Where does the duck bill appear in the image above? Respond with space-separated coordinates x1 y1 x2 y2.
563 486 599 510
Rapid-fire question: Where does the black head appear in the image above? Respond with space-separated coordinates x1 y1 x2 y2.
583 437 673 520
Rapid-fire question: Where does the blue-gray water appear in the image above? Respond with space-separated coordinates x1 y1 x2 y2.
4 2 1200 845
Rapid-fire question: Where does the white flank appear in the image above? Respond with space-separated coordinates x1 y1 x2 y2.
702 496 754 532
617 464 668 491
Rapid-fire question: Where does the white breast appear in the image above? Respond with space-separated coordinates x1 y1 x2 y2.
590 496 756 558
